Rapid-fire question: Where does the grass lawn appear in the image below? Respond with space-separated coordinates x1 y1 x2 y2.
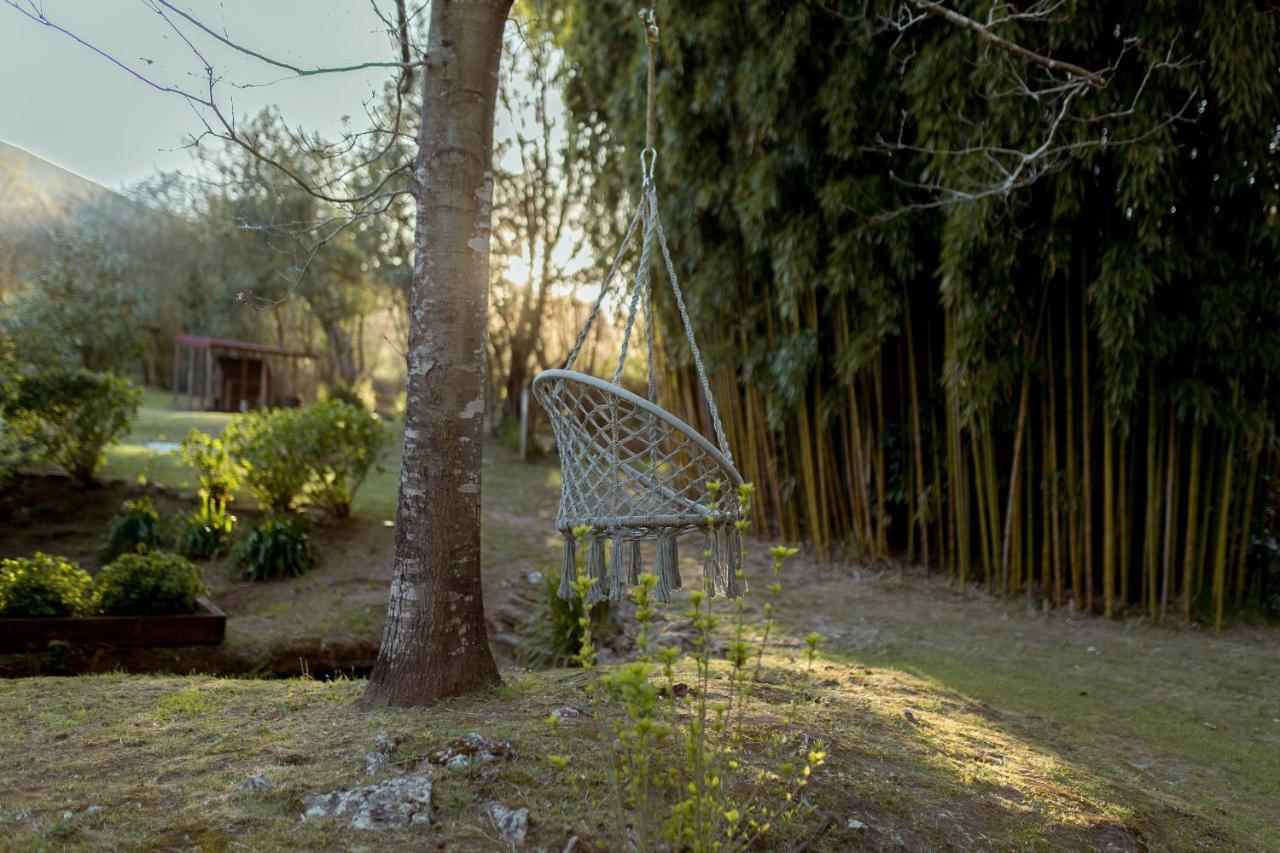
1 390 1277 848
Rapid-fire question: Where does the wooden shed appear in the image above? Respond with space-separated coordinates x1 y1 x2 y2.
171 334 315 412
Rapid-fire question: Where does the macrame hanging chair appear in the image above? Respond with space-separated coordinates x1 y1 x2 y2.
532 9 743 605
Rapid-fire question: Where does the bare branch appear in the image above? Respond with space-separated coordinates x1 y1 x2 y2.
903 0 1104 86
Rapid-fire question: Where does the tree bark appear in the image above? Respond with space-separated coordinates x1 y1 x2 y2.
364 0 509 707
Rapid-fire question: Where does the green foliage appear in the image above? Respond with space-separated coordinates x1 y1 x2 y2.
322 382 372 412
99 496 163 564
234 514 315 581
558 1 1280 620
0 228 149 373
224 400 387 518
300 400 388 519
95 551 207 615
177 429 239 505
1 370 141 487
551 485 824 850
0 553 96 618
177 495 237 560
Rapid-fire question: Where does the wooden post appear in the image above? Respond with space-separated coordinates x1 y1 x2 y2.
239 352 249 412
518 386 530 461
172 339 181 410
186 344 197 411
259 359 269 410
204 347 214 411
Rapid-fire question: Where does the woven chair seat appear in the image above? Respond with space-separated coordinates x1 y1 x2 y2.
533 369 742 536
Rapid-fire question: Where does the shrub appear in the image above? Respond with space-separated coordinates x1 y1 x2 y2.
177 495 237 560
235 514 315 581
95 551 207 615
99 496 163 564
1 370 141 487
177 429 239 504
224 400 387 518
222 407 314 512
301 400 388 519
0 553 96 618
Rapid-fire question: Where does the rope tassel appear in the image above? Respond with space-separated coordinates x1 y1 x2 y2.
703 529 719 596
585 536 608 605
724 527 745 599
627 539 642 585
558 532 577 600
608 535 625 600
655 533 680 600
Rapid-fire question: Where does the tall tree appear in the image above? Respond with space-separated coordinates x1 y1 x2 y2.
363 0 510 704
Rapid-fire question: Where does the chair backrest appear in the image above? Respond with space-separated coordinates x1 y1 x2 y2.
533 369 742 535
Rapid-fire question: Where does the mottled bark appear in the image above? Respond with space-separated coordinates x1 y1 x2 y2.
363 0 510 707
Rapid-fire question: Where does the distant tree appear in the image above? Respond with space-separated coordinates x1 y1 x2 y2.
1 228 148 373
488 26 591 429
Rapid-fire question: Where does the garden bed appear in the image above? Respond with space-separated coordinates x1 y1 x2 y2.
0 596 226 651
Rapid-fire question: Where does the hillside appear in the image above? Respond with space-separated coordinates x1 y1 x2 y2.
0 140 145 289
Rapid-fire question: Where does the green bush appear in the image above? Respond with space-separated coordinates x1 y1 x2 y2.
222 407 314 512
95 551 207 615
99 496 163 564
235 514 315 581
177 429 239 504
177 495 237 560
0 553 96 618
224 400 387 518
1 370 141 487
301 400 388 519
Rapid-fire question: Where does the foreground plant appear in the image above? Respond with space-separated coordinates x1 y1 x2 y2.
553 483 823 851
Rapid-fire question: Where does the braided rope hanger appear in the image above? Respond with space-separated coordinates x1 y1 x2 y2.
532 7 744 603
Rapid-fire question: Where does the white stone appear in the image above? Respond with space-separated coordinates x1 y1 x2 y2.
302 776 433 830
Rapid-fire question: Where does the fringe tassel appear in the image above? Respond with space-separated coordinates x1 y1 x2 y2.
608 535 624 600
584 535 607 605
558 532 576 600
702 529 717 596
724 527 745 598
653 534 676 602
627 540 642 585
667 535 682 590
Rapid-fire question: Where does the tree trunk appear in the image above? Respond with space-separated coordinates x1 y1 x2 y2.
364 0 509 707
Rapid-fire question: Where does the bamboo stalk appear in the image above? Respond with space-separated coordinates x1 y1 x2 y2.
1181 421 1203 622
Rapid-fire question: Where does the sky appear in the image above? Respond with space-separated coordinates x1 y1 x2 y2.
0 1 417 189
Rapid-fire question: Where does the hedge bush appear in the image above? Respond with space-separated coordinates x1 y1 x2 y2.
95 551 207 615
99 496 163 564
0 553 96 618
224 400 386 518
1 370 141 487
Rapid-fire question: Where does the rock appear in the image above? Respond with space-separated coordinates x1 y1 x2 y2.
365 752 392 775
374 730 400 755
424 732 513 767
302 775 433 830
550 706 581 721
847 818 868 831
60 811 72 820
487 803 529 848
239 774 270 793
446 754 471 773
85 805 105 815
526 570 543 585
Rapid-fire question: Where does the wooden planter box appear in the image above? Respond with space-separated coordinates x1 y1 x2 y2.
0 597 226 650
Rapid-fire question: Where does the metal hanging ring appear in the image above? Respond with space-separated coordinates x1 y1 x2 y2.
641 147 657 186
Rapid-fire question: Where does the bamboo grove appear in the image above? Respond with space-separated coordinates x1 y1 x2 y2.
558 1 1280 627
